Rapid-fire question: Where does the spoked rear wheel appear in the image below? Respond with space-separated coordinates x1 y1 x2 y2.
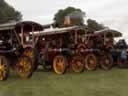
16 56 33 78
85 54 97 71
70 55 84 73
100 53 113 70
53 55 67 75
0 56 9 81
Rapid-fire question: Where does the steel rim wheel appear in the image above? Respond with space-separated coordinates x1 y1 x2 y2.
16 56 33 78
100 54 113 70
85 54 97 71
23 48 37 70
0 56 9 81
53 55 66 75
71 55 84 73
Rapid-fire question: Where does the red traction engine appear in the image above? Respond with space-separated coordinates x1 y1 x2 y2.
36 26 99 74
0 21 44 80
93 29 122 70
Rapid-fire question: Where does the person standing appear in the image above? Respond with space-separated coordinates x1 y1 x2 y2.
121 48 127 65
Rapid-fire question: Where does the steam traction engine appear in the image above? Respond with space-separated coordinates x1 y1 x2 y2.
36 27 122 74
14 21 44 78
0 21 44 80
37 26 98 74
93 29 122 70
0 28 17 80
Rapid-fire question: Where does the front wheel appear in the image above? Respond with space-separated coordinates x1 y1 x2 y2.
70 55 84 73
53 55 67 75
22 47 39 71
85 54 97 71
15 56 33 78
0 56 9 81
100 53 113 70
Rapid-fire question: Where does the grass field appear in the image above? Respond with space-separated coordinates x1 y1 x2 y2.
0 67 128 96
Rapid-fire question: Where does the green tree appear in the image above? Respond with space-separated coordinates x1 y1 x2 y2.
0 0 22 24
53 6 85 27
87 19 105 31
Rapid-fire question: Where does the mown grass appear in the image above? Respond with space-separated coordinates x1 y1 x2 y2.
0 67 128 96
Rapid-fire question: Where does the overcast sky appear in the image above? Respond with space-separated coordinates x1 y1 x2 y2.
5 0 128 42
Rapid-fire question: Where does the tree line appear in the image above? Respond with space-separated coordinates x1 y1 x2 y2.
0 0 106 31
0 0 22 24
